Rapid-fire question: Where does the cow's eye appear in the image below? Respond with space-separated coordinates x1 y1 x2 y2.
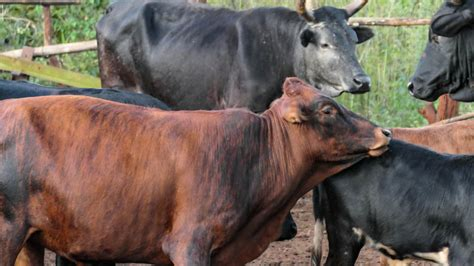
321 43 330 49
431 35 439 44
321 105 334 115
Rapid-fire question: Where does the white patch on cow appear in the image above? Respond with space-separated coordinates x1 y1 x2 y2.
386 248 450 266
310 22 326 29
135 85 145 94
312 220 324 261
352 227 364 240
385 257 412 266
352 228 450 266
413 247 449 266
352 228 397 256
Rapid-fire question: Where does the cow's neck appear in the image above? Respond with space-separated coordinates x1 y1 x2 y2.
291 22 317 83
252 10 306 79
211 111 364 263
450 30 474 89
253 111 322 209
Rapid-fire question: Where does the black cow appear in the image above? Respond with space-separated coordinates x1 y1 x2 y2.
0 79 170 110
311 140 474 265
96 0 374 112
408 0 474 101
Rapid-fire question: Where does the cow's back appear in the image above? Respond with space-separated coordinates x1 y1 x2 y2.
97 0 299 111
392 120 474 154
0 80 170 109
0 79 57 99
97 0 241 108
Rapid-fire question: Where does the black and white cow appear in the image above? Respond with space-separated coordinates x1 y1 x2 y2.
312 140 474 265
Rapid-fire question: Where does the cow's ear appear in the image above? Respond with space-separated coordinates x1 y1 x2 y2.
300 29 315 47
282 78 313 123
283 77 306 96
352 26 374 44
283 104 306 124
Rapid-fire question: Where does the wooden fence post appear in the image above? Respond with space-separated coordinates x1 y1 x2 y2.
419 96 459 124
42 4 61 68
11 47 34 81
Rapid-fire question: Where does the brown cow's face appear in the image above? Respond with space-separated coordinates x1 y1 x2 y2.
278 77 391 162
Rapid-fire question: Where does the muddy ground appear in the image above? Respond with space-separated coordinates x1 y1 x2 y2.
44 192 431 265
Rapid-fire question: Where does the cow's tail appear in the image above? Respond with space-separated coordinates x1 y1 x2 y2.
311 185 324 266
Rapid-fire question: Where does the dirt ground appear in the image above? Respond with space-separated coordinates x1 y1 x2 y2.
249 191 389 265
44 192 432 265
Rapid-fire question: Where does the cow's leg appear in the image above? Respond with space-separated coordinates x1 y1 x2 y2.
55 255 75 266
325 237 363 266
277 213 297 241
311 219 324 266
311 186 325 266
443 245 465 266
163 227 212 266
324 221 363 266
56 255 116 266
0 222 28 266
14 240 44 266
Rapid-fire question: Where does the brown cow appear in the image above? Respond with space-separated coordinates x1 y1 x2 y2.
0 78 390 265
390 119 474 154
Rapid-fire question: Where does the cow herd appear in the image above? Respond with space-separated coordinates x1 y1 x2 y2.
0 0 473 265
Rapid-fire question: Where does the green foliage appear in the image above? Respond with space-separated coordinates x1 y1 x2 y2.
0 0 107 79
1 0 473 127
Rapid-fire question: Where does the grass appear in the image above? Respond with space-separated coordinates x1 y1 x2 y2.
1 0 473 127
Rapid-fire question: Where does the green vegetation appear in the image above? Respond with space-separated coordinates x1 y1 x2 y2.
1 0 473 127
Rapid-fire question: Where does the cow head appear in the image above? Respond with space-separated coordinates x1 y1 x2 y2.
408 0 474 101
275 78 391 161
294 0 374 97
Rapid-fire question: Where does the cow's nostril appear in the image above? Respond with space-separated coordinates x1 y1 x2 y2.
352 75 371 90
382 129 392 138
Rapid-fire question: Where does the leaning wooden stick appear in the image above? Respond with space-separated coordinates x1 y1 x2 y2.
349 17 431 26
434 112 474 125
1 40 98 58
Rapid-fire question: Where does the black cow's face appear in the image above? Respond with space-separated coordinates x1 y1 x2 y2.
297 7 374 97
409 2 474 102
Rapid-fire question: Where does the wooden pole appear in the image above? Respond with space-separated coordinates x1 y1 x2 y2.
42 4 61 68
11 47 34 81
0 0 79 4
433 111 474 125
418 95 459 124
0 55 101 88
349 17 431 26
1 40 98 58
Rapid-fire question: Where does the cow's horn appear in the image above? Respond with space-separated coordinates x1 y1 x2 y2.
448 0 464 5
345 0 369 17
296 0 314 22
